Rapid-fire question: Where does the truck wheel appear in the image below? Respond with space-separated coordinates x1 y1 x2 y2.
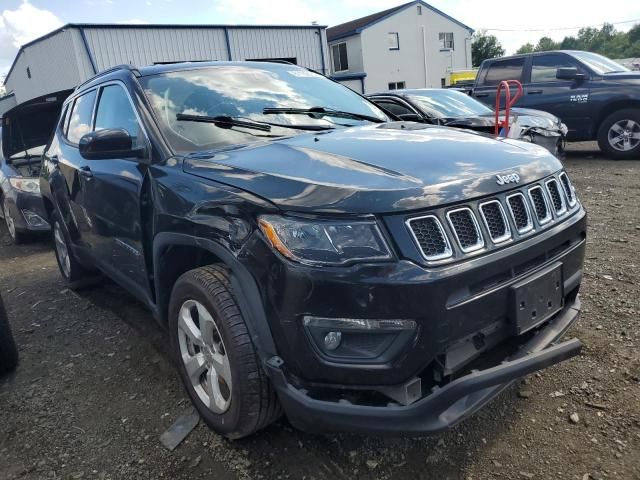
51 212 98 289
0 295 18 375
2 197 27 244
597 109 640 160
169 265 282 439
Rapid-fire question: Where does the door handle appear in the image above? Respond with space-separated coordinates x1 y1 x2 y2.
528 89 543 95
79 166 93 178
475 93 489 98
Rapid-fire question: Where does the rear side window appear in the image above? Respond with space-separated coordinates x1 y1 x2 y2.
95 84 143 146
481 57 525 86
374 99 414 117
531 54 583 83
66 90 97 144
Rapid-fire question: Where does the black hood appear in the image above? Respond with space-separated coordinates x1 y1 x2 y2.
183 123 562 214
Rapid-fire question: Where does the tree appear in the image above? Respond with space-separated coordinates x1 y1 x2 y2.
472 30 505 67
516 43 535 54
534 36 560 52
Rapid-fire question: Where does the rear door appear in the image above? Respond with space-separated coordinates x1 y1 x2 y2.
472 56 528 109
80 82 152 298
519 52 591 139
50 89 98 250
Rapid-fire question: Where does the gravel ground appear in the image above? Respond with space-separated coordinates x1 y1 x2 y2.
1 142 639 480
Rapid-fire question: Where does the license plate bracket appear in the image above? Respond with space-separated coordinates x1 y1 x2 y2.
509 262 564 335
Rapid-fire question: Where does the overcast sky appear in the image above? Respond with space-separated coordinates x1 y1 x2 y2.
2 0 640 76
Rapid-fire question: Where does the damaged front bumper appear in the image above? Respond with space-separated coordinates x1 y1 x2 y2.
266 297 582 435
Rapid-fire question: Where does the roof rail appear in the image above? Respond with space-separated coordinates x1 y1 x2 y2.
74 64 141 92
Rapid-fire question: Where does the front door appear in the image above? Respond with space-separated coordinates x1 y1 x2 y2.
81 83 152 298
519 52 592 140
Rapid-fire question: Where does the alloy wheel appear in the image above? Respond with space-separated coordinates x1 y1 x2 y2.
178 299 232 414
608 119 640 152
53 222 71 278
2 199 16 240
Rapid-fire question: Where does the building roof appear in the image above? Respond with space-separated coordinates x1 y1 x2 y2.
327 0 473 42
4 22 328 86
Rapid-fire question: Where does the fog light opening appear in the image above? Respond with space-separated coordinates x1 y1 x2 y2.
323 331 342 351
22 210 49 228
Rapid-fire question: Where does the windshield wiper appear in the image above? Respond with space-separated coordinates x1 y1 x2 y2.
176 113 334 132
176 114 272 132
262 107 385 124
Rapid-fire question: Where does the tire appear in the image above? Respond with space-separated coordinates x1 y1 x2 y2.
51 211 98 289
1 197 27 245
0 294 18 375
597 109 640 160
169 265 282 439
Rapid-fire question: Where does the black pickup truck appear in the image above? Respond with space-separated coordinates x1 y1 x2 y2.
472 50 640 159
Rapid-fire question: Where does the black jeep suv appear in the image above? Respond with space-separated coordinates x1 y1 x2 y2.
472 50 640 159
40 62 586 438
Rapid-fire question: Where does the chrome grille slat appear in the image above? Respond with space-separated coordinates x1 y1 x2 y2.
406 215 452 261
528 186 552 225
545 179 566 215
479 200 511 243
506 192 534 234
446 208 484 253
559 172 577 207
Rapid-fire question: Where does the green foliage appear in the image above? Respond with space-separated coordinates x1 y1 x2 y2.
472 30 506 67
516 23 640 58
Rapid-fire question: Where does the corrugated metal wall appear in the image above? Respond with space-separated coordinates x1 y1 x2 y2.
83 27 230 70
5 29 88 104
5 25 330 106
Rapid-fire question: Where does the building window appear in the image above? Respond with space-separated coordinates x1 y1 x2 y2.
417 5 422 15
388 81 406 90
439 32 454 50
331 42 348 72
26 67 31 79
388 32 400 50
441 78 446 88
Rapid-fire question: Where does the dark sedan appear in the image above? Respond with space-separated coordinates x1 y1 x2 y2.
368 89 568 158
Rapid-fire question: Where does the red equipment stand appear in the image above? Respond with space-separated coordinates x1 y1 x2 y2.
494 80 523 137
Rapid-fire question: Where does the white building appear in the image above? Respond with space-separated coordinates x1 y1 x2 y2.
327 1 473 93
1 23 329 114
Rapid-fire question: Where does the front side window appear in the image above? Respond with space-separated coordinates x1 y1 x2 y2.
531 54 584 83
95 84 144 147
331 43 349 72
141 64 388 153
407 89 493 118
388 33 399 50
66 90 97 144
439 32 454 50
481 57 525 86
373 99 414 117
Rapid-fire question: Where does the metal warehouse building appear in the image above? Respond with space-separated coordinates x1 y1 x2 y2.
0 23 329 114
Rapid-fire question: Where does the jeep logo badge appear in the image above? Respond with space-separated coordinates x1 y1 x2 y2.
495 173 521 185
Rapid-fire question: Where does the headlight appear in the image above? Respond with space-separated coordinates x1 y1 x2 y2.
258 215 392 266
9 177 40 194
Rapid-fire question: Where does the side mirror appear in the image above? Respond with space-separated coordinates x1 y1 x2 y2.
397 113 424 122
556 67 586 81
79 129 145 160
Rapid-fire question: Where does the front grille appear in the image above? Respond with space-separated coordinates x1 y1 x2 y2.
559 172 576 207
479 200 511 243
406 215 452 260
528 186 552 224
406 171 580 264
447 208 484 252
545 179 566 215
507 193 533 233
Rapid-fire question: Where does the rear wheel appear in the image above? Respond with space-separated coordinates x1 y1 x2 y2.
52 212 97 289
0 295 18 375
169 265 281 439
597 109 640 160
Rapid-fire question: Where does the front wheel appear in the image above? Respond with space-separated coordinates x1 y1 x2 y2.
169 265 281 439
51 212 98 289
2 197 27 244
597 109 640 160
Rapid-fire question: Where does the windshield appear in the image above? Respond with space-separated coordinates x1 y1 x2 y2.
570 51 630 74
140 64 388 152
406 90 493 119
